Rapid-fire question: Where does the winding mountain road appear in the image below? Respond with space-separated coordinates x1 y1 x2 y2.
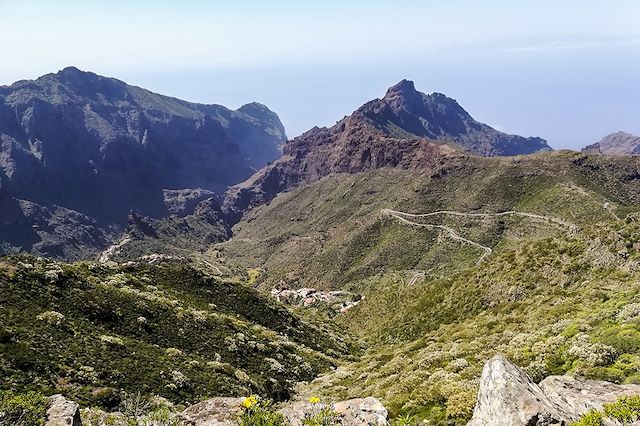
381 208 575 264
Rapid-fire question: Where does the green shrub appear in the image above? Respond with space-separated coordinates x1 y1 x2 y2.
572 409 603 426
603 395 640 423
0 390 48 426
389 413 417 426
573 395 640 425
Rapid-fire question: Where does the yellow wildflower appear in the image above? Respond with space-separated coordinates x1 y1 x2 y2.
242 395 258 408
309 396 321 404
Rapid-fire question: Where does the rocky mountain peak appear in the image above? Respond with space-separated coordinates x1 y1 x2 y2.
583 131 640 155
383 79 418 99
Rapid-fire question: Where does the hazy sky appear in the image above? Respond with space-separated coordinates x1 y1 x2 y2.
2 1 639 148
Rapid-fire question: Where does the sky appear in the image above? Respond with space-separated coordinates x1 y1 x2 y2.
2 0 639 149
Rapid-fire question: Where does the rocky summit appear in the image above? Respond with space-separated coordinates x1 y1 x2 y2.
223 79 550 220
583 131 640 155
0 67 286 259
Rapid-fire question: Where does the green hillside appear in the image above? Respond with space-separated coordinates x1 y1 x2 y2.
0 256 354 410
212 151 640 424
217 151 640 291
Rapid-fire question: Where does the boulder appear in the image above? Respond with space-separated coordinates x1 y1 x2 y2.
468 355 640 426
177 397 244 426
45 394 81 426
280 397 387 426
466 355 571 426
332 397 388 426
540 375 640 419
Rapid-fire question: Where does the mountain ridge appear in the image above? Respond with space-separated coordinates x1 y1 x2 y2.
223 79 551 220
0 67 286 259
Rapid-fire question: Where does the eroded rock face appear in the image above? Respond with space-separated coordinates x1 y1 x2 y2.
0 67 286 259
177 397 244 426
45 394 81 426
582 131 640 155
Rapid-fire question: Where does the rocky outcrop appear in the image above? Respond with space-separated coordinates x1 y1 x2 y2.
163 189 218 217
175 396 387 426
467 355 570 426
468 355 640 426
0 67 286 259
223 80 550 220
583 131 640 155
45 394 81 426
540 375 640 419
177 397 244 426
280 397 387 426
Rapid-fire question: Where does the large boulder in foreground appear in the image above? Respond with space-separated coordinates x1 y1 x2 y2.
466 355 570 426
468 355 640 426
45 394 81 426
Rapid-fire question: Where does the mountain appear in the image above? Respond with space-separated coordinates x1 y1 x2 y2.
0 67 286 259
583 131 640 155
223 80 550 219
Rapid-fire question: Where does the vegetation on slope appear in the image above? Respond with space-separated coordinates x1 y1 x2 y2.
218 151 640 292
0 256 354 410
304 216 640 424
214 151 640 425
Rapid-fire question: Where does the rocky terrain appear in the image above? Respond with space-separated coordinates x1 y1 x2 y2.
15 356 640 425
223 80 550 219
0 67 286 259
583 131 640 155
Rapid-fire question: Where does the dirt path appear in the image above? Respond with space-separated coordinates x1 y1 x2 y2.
381 208 575 264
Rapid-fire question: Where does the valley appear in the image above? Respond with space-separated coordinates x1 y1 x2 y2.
1 72 640 425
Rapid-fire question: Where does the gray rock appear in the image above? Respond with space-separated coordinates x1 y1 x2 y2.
332 397 388 426
468 355 640 426
540 375 640 419
45 394 81 426
467 355 571 426
177 397 244 426
280 397 387 426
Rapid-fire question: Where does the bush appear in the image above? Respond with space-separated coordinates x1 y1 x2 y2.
0 390 48 426
574 395 640 425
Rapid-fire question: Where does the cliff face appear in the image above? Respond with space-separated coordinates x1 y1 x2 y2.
0 67 286 258
223 80 550 219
